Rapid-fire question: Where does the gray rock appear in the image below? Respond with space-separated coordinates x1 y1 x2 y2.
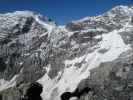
0 5 133 100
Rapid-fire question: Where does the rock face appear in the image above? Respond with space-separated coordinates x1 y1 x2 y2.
76 50 133 100
0 11 49 82
0 5 133 100
22 82 43 100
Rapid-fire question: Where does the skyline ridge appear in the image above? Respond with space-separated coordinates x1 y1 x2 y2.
0 0 132 24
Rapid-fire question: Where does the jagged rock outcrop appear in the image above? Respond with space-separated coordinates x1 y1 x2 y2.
0 5 133 100
0 11 49 82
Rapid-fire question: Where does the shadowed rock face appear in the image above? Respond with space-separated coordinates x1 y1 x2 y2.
0 94 2 100
60 92 72 100
0 57 6 72
23 82 43 100
60 87 94 100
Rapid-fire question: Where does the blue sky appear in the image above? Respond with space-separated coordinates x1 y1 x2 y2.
0 0 133 25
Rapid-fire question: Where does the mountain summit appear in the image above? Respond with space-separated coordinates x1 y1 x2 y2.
0 5 133 100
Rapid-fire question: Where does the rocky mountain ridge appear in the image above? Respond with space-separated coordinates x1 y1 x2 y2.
0 5 133 100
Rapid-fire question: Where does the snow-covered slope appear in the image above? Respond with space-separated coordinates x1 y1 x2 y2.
37 5 133 100
0 5 133 100
38 15 132 100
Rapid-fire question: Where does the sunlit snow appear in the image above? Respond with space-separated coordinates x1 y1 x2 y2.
38 24 131 100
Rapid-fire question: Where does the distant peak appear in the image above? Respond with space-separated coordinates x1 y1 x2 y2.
0 10 37 17
70 5 133 24
112 5 129 9
109 5 133 14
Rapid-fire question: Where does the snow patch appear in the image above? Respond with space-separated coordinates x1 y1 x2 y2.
98 28 131 62
0 75 19 91
35 15 55 38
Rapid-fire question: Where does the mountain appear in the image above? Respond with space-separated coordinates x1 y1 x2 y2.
0 5 133 100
